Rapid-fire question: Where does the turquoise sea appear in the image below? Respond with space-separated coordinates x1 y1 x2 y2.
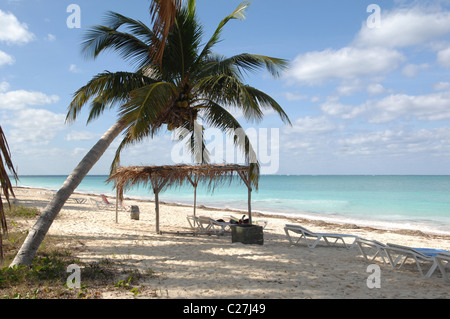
14 175 450 236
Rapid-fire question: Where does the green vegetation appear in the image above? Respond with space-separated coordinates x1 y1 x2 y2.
1 204 157 299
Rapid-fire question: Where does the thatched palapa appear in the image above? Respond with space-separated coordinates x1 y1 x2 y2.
108 164 254 233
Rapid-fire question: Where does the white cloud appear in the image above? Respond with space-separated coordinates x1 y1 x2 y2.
45 34 56 42
286 47 405 85
337 127 450 157
437 47 450 67
69 64 82 73
65 130 97 141
320 98 366 120
0 10 35 45
8 108 66 145
321 91 450 123
401 63 430 78
283 116 336 135
0 50 14 67
0 81 10 92
336 79 363 96
0 88 59 110
283 92 307 101
434 81 450 91
366 83 388 96
369 92 450 123
354 7 450 49
0 83 63 145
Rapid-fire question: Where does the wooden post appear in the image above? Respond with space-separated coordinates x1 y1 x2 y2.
186 174 199 217
115 188 119 224
193 185 197 217
152 173 170 234
154 189 160 234
237 170 253 225
248 185 252 225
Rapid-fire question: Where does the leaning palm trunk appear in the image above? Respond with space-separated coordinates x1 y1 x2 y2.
10 120 125 267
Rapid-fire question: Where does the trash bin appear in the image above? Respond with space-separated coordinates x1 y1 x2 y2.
231 224 264 245
130 205 140 220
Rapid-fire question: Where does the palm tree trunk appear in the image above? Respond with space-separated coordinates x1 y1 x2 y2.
10 120 125 267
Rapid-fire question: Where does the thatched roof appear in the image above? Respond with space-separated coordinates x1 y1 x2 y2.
108 164 252 201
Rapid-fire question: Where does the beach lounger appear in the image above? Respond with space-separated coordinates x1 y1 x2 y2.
284 224 358 249
198 216 231 235
69 197 87 204
186 216 229 234
101 194 131 211
383 243 449 278
356 238 390 266
187 215 212 233
186 215 202 231
89 198 109 210
47 191 87 204
89 196 129 211
100 194 116 208
435 252 450 283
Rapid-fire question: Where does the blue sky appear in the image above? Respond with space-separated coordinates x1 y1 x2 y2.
1 0 450 175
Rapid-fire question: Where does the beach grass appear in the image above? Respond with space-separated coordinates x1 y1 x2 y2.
0 204 157 299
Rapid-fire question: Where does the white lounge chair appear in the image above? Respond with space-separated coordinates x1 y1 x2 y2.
356 238 390 266
284 224 358 249
384 243 448 278
100 194 130 211
186 215 199 230
89 197 129 211
70 197 87 204
435 252 450 283
198 216 231 235
186 216 230 234
89 197 110 210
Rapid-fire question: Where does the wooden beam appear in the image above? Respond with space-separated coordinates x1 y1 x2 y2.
154 190 160 234
186 174 200 217
152 172 171 234
115 187 119 224
237 170 253 225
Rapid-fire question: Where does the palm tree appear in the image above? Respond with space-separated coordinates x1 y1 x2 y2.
10 0 289 267
76 1 290 185
10 0 182 268
0 126 18 264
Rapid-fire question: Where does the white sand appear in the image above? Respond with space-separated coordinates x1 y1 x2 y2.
12 187 450 299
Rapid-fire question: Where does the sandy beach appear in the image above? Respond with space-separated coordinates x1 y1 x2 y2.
11 186 450 299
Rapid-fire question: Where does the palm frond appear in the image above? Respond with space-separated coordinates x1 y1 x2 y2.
194 75 259 122
197 1 250 62
224 53 289 78
239 86 291 125
66 71 156 124
0 126 17 263
118 81 177 136
159 3 203 82
82 12 155 69
149 0 182 65
199 101 259 188
187 120 210 164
